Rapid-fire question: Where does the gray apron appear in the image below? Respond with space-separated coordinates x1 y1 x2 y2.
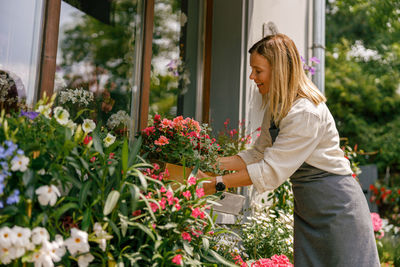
269 120 380 267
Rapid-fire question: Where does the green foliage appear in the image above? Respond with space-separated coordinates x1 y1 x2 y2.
325 0 400 177
240 209 293 262
0 97 234 266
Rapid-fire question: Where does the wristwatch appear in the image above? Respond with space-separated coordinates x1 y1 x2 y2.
215 176 226 191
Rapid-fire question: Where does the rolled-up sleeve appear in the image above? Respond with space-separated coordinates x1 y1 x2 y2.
247 111 324 194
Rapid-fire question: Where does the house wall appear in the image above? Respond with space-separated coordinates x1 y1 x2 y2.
243 0 313 207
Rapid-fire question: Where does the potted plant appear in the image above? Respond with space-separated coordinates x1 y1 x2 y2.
139 114 222 183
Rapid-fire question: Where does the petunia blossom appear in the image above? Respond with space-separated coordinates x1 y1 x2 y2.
64 228 90 255
82 119 96 133
103 133 116 147
35 185 61 206
10 155 29 172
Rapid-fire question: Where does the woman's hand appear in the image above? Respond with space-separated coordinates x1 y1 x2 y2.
196 170 216 195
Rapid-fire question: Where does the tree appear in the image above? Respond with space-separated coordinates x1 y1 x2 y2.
325 0 400 181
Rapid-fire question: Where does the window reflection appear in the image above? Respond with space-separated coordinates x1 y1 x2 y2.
56 0 138 133
150 0 189 118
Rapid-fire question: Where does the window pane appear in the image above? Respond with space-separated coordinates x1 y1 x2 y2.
56 0 138 132
150 0 188 118
0 0 44 106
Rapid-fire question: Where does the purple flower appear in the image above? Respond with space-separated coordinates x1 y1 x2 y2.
0 201 3 209
20 110 39 120
309 67 316 75
310 57 320 64
300 56 306 63
6 189 20 205
0 182 4 194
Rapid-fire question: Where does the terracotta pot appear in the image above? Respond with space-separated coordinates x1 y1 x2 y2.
163 162 193 184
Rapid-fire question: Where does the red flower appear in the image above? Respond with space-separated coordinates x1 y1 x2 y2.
154 114 161 122
83 135 92 145
181 232 192 242
154 135 169 146
352 173 357 178
172 254 182 265
132 210 142 217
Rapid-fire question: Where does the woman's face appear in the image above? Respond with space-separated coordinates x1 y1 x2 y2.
249 52 272 95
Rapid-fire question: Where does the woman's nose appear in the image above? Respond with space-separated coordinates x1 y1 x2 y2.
249 72 254 80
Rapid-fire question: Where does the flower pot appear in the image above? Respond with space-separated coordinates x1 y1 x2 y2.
164 162 193 184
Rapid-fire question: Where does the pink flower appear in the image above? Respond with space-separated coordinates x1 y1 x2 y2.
159 198 166 210
172 254 182 265
191 207 205 219
181 232 192 242
175 203 181 211
142 126 155 136
182 190 191 200
150 202 159 212
270 254 293 266
161 118 173 129
371 212 383 232
154 135 169 146
160 186 166 193
152 223 156 229
196 188 205 198
187 176 197 185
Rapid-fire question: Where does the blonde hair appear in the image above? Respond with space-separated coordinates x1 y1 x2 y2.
249 34 326 124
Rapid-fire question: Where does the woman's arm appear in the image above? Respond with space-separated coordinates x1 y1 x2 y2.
217 155 247 171
199 168 253 195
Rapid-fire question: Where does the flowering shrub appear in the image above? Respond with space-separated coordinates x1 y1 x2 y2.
217 119 261 157
140 114 222 174
371 212 385 240
0 95 234 266
369 183 400 226
240 208 293 262
233 253 293 267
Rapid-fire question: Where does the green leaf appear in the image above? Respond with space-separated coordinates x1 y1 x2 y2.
22 169 34 186
103 190 120 216
128 135 142 166
129 222 155 241
81 208 91 231
183 241 193 256
130 169 147 190
208 250 237 267
202 237 210 251
79 180 92 208
54 203 79 221
108 218 121 242
122 138 129 174
92 130 104 155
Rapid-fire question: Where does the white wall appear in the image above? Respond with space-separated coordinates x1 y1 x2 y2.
243 0 313 207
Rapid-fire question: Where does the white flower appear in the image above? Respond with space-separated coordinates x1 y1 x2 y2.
31 227 50 245
36 104 51 118
82 119 96 133
66 120 77 134
10 155 29 172
35 185 61 206
49 235 66 262
93 222 111 252
64 228 90 255
13 245 25 259
30 247 54 267
0 245 16 264
53 106 70 125
77 253 94 267
12 226 31 248
106 110 130 129
103 133 116 147
0 226 15 248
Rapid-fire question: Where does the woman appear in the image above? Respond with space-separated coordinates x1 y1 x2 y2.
199 34 379 266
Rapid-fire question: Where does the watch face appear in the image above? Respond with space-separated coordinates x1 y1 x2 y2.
215 182 226 191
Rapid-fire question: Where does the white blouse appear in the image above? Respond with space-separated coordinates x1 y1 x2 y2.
237 98 353 194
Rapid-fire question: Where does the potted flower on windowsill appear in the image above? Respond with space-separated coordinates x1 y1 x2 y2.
139 114 222 184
